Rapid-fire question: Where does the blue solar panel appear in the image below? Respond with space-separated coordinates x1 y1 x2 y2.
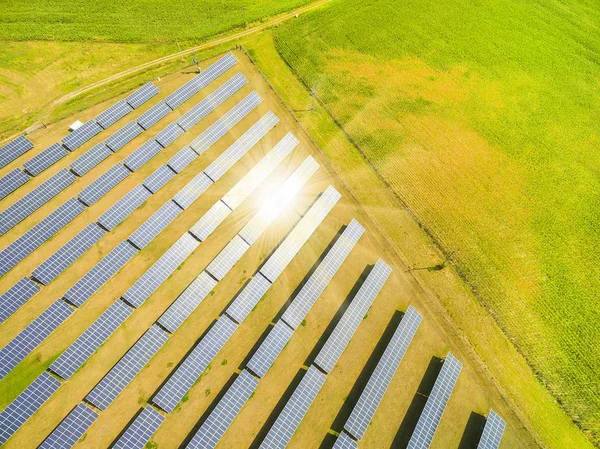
128 200 182 250
70 142 113 176
142 165 176 194
0 168 30 200
113 406 165 449
23 143 68 176
225 272 271 325
0 277 41 324
136 101 172 130
477 410 506 449
123 139 163 172
0 135 34 168
154 122 184 148
62 120 103 151
39 403 98 449
332 432 359 449
105 121 144 152
95 100 134 129
98 184 151 231
78 163 130 206
172 172 213 209
126 82 160 109
247 320 294 378
167 145 197 173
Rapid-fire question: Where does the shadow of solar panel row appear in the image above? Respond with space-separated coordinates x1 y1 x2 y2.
332 432 359 449
0 277 41 324
70 142 113 176
113 406 165 449
282 219 364 330
39 403 98 449
98 184 151 231
0 371 61 445
167 145 197 173
344 306 422 440
477 410 505 449
0 197 85 277
95 99 134 129
104 121 144 152
0 135 34 168
123 233 199 308
259 365 327 449
50 299 133 380
152 315 237 413
136 101 173 131
189 200 232 242
128 200 182 250
247 320 294 378
123 139 163 172
172 172 213 210
0 168 29 200
187 369 259 449
0 299 73 380
407 353 462 449
62 120 103 151
206 235 250 281
23 142 68 176
0 168 77 235
85 325 169 411
315 259 392 374
164 53 237 109
126 82 160 109
143 164 176 194
155 122 185 148
63 240 137 307
225 273 271 325
78 163 130 206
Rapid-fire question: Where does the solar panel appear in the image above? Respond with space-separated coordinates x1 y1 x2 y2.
314 259 392 374
85 325 169 410
0 135 34 168
95 99 134 129
113 406 165 449
259 365 326 449
105 121 144 152
152 316 237 413
98 184 151 231
158 271 217 333
407 354 462 449
0 277 41 324
187 369 259 449
155 122 185 148
126 82 160 109
172 172 213 209
0 372 61 445
49 299 133 380
70 142 113 176
0 168 30 200
477 410 505 449
205 235 250 281
0 197 85 277
332 432 359 449
128 200 182 250
62 120 103 151
63 240 137 307
0 168 77 235
23 142 68 176
204 112 279 182
122 233 199 308
136 101 172 130
225 272 272 325
247 320 294 378
143 164 176 194
222 132 298 210
39 403 99 449
344 306 422 440
259 185 341 283
0 299 73 380
78 163 130 206
188 200 232 242
123 139 163 172
167 145 197 173
282 219 364 330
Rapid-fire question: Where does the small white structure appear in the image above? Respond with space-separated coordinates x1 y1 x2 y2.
69 120 84 132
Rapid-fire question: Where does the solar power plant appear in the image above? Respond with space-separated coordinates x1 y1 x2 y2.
154 122 185 148
205 235 250 281
177 72 248 131
49 300 133 380
0 168 77 235
78 163 130 206
314 259 392 374
0 299 73 380
23 142 68 176
259 185 341 283
406 353 463 449
63 240 137 307
38 403 99 449
477 410 506 449
0 372 61 445
332 432 359 449
222 132 299 210
164 53 237 109
282 219 364 330
126 82 160 109
143 164 176 194
128 200 182 250
247 320 294 378
62 120 103 151
0 277 41 324
0 135 34 168
70 142 113 176
104 121 144 152
85 325 169 411
136 101 172 130
167 145 197 173
123 139 163 172
32 222 105 286
158 271 217 333
95 99 134 129
259 365 327 449
204 111 279 182
113 406 165 449
0 197 85 277
97 184 151 231
188 200 232 242
172 172 213 209
0 168 30 200
344 306 422 440
189 91 263 155
122 233 199 308
152 316 238 413
186 369 259 449
225 272 271 324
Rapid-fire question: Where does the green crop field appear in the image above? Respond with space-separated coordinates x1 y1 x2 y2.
272 0 600 444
